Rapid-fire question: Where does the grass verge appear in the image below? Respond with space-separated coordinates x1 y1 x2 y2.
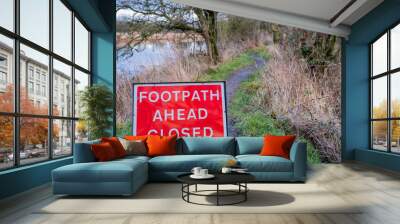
199 48 265 81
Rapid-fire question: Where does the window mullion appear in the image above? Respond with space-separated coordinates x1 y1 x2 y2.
388 30 391 152
48 0 54 160
71 10 76 155
13 0 21 167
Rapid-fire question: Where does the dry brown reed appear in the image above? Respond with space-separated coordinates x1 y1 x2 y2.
258 45 341 162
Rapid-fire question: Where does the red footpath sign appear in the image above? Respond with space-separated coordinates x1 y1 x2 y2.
133 82 227 137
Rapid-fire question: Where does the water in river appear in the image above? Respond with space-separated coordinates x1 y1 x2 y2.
117 41 206 77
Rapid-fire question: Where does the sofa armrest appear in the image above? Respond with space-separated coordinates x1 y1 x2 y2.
289 141 307 181
73 140 99 163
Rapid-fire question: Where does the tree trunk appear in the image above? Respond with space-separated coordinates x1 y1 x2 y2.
194 9 220 64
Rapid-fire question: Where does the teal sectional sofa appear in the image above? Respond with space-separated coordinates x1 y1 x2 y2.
52 137 307 196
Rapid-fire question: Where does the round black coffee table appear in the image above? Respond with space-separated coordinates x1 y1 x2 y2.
177 173 255 206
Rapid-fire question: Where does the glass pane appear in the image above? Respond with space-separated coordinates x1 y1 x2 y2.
75 120 88 143
372 33 387 76
20 44 49 115
53 0 72 60
391 24 400 70
372 77 387 119
0 35 14 112
20 117 49 165
391 72 400 118
74 18 89 70
0 0 14 31
372 121 388 151
0 116 14 170
74 69 89 118
391 120 400 153
53 59 72 117
53 119 72 157
20 0 49 49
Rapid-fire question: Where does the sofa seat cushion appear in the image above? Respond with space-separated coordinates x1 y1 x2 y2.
53 159 147 183
236 155 293 172
149 155 235 172
117 155 150 162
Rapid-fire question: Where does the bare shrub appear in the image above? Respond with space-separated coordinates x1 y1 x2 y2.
116 49 210 123
257 45 341 162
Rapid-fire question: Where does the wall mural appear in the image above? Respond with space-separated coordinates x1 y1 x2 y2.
116 0 342 163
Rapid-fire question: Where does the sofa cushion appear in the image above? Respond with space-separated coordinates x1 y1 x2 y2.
119 138 147 156
236 137 263 155
147 135 177 157
181 137 235 155
101 137 127 158
149 154 235 172
236 155 293 172
91 142 118 161
73 139 100 163
53 158 147 183
260 135 296 159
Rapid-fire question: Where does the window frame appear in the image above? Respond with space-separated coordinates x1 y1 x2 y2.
0 0 92 171
370 21 400 154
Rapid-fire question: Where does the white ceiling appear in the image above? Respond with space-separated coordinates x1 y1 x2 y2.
226 0 352 22
173 0 384 37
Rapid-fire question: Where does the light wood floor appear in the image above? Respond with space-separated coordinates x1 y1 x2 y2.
1 162 400 224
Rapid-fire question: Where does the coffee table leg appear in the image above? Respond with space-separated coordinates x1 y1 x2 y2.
195 184 198 192
245 183 247 201
216 184 219 206
187 184 190 202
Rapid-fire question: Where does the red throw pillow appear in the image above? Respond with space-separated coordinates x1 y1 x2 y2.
124 135 148 141
91 142 117 162
146 135 177 157
101 137 127 158
260 135 296 159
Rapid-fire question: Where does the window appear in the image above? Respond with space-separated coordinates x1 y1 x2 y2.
0 116 13 170
28 67 34 80
28 81 34 94
35 70 41 81
371 23 400 153
0 54 7 86
0 34 13 113
53 119 72 158
0 54 7 67
0 0 14 32
53 59 72 117
20 0 49 49
74 69 89 118
42 85 46 97
35 84 40 96
74 17 90 70
0 71 7 85
53 0 72 60
0 1 91 170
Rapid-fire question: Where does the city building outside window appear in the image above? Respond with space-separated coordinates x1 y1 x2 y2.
0 0 91 170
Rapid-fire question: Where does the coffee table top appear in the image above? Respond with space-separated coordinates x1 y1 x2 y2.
177 172 255 185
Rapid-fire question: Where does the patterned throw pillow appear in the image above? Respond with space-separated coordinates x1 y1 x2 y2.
119 138 147 156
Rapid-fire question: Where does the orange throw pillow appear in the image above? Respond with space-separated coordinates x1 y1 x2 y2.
146 135 177 157
260 135 296 159
101 137 127 158
91 142 117 161
124 135 148 141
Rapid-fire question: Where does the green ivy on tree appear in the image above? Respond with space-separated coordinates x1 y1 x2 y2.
80 84 113 140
